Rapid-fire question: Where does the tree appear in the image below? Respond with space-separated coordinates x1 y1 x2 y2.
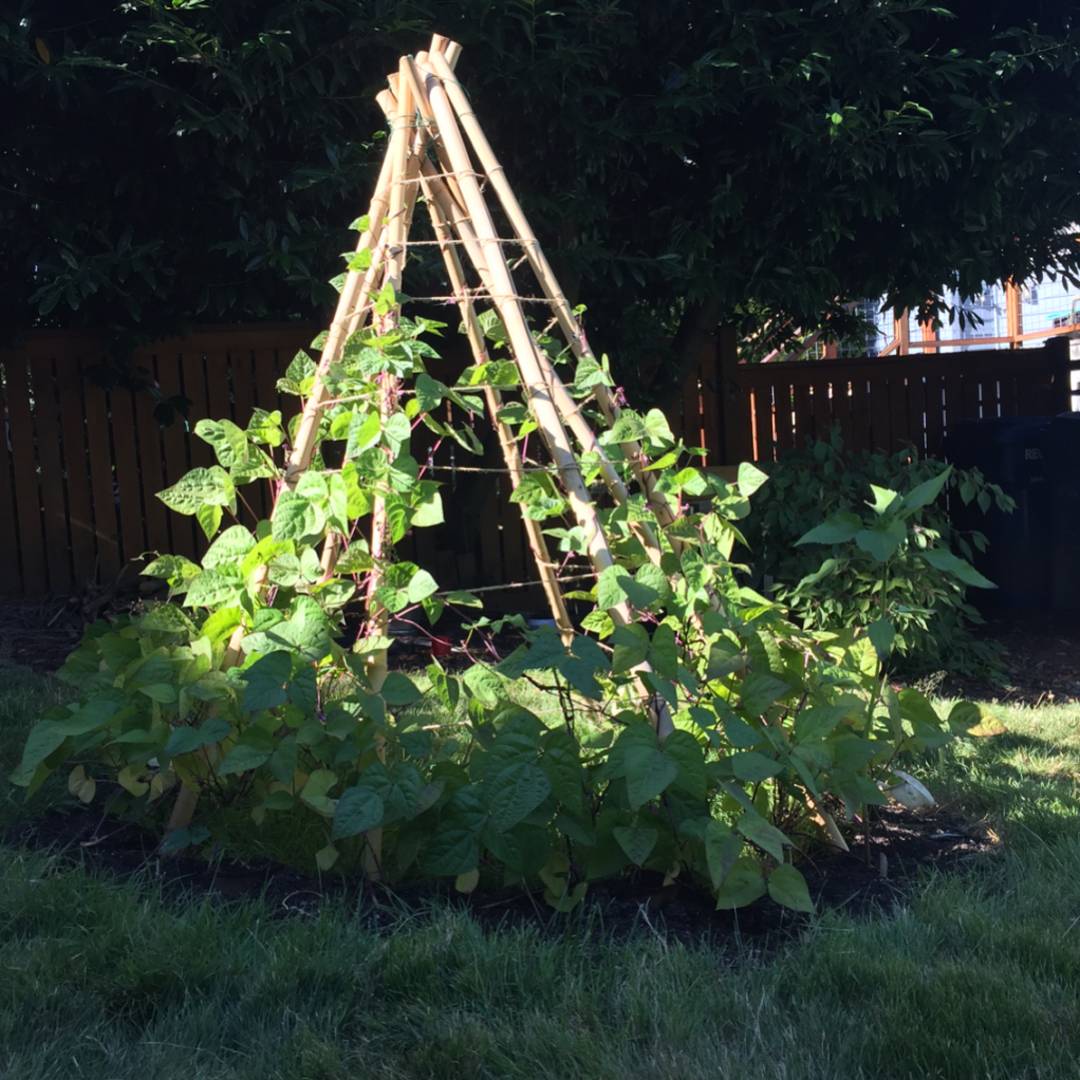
4 1 1080 390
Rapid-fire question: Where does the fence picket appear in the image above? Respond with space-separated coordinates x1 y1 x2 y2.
5 358 49 593
0 354 22 594
28 355 73 593
80 365 122 582
155 352 198 559
109 386 148 567
181 350 213 471
869 373 893 451
132 359 170 557
0 329 1069 599
56 347 98 584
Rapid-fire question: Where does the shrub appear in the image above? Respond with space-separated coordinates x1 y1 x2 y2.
743 432 1014 677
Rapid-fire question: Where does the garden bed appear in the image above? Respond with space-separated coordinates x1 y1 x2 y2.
5 801 994 948
936 612 1080 704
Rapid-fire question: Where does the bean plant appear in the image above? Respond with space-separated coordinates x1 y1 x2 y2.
10 315 988 912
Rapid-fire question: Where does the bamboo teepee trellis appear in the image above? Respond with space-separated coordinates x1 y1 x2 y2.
287 35 680 719
169 35 680 838
166 35 685 847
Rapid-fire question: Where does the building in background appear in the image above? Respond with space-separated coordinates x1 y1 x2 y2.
870 276 1080 352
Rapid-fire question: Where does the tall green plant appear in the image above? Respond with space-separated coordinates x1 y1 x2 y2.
745 434 1014 675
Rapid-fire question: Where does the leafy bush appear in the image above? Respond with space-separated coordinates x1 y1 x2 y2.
744 433 1014 676
9 324 989 914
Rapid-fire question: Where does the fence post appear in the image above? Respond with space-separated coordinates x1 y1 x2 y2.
893 308 911 354
919 318 939 354
1006 280 1023 347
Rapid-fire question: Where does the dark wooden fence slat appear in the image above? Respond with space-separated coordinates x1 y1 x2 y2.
5 357 49 593
80 364 122 581
0 354 24 594
848 376 871 451
252 349 282 415
698 352 721 467
830 379 853 450
773 381 796 455
56 349 98 584
904 375 927 454
28 355 74 594
133 360 169 557
230 348 256 429
809 381 832 444
942 371 965 445
869 374 893 452
478 480 505 595
791 384 811 451
751 386 774 462
155 352 198 559
204 350 232 423
924 373 946 455
956 371 980 425
109 387 147 567
182 350 213 471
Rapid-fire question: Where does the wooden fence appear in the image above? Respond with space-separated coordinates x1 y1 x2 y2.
0 326 1071 600
0 326 712 603
718 337 1072 463
0 326 314 599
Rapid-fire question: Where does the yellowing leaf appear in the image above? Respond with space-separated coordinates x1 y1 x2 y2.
117 765 150 797
455 868 480 894
968 717 1007 738
315 843 339 872
67 765 96 804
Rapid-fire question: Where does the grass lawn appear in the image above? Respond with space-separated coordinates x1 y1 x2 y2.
1 664 1078 1080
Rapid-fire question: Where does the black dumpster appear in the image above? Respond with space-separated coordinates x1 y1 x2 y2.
1043 414 1080 611
944 416 1054 609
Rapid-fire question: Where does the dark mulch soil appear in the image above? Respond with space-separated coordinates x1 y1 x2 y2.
0 600 90 674
938 612 1080 705
5 803 994 949
0 598 1025 947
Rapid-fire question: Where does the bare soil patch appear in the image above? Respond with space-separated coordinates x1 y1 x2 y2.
5 803 994 949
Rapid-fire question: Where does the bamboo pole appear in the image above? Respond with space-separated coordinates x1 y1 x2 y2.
533 344 666 566
425 45 675 531
362 63 414 687
399 53 469 220
420 173 574 642
418 61 673 737
388 82 677 595
388 82 670 567
377 78 575 628
164 127 402 841
419 72 616 591
357 64 417 880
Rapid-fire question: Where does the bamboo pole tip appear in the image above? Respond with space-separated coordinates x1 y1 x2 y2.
429 33 463 68
375 88 396 117
387 72 400 94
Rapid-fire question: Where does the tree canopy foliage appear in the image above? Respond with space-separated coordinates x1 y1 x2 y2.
4 0 1080 384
